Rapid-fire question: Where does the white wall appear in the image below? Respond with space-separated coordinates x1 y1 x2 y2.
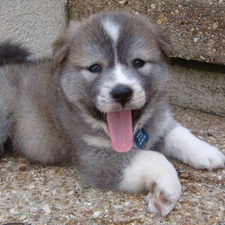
0 0 67 58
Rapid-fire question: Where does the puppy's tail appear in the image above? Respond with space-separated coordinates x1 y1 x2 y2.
0 41 34 66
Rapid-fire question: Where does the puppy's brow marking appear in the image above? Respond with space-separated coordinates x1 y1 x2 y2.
114 63 132 84
102 19 120 43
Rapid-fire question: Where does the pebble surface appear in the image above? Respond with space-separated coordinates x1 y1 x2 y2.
0 105 225 225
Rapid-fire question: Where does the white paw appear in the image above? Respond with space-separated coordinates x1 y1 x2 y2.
164 126 225 170
186 144 225 170
119 151 181 216
145 180 181 216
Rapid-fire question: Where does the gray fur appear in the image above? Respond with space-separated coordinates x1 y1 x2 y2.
0 41 34 154
0 41 34 66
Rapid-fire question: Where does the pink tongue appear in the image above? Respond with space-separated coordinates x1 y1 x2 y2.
107 110 133 152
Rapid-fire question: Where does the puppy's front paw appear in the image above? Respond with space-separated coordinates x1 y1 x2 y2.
187 144 225 170
165 126 225 170
119 151 181 216
146 181 181 216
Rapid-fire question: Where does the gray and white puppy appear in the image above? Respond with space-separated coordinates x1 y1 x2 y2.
0 11 224 216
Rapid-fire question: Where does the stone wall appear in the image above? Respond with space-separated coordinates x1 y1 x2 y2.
170 59 225 116
0 0 68 58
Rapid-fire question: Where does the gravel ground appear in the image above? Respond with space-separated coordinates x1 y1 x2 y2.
0 105 225 225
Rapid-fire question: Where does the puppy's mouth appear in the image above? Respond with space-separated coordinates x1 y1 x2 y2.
98 109 143 153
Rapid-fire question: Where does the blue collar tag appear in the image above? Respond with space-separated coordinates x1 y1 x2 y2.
134 128 149 149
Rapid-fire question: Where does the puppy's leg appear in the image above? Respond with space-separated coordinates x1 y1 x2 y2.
163 125 225 170
119 151 181 216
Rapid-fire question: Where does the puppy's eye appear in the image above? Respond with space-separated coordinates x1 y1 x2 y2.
133 59 146 69
88 64 102 73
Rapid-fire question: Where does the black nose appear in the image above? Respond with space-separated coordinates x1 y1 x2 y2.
111 86 133 106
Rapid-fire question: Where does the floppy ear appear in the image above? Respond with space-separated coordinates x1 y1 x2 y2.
139 13 173 58
53 21 81 67
157 29 173 57
53 35 70 67
151 23 173 58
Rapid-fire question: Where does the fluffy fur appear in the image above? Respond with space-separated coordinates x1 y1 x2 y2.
0 41 34 66
0 11 224 216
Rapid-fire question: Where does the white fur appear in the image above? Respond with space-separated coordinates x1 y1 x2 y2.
77 102 109 134
102 19 120 43
82 135 111 149
96 64 146 112
119 151 181 216
138 63 153 76
114 63 131 84
26 55 36 62
163 126 225 170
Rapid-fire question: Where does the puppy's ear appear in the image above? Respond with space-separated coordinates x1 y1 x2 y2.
151 24 173 58
53 35 70 67
53 21 80 67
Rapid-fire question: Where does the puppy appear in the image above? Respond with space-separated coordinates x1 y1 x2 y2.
0 11 224 216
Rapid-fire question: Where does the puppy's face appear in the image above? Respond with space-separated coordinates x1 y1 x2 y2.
53 11 172 152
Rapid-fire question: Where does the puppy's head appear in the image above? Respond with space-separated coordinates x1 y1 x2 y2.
53 11 172 152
